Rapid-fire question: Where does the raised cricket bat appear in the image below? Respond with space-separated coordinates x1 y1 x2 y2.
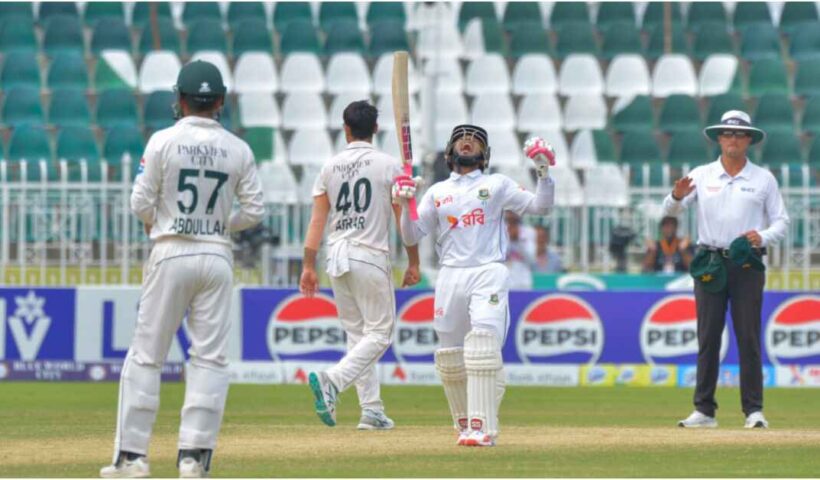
391 51 419 221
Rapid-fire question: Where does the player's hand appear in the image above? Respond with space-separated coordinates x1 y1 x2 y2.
392 175 423 205
523 136 556 178
299 268 319 297
680 236 691 251
402 264 421 288
744 230 762 247
672 176 695 200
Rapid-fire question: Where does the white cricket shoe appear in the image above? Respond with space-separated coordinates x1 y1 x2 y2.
99 456 150 478
179 457 206 478
678 410 717 428
461 430 495 447
357 409 395 430
744 411 769 429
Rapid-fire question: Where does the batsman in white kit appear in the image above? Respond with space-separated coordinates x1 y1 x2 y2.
394 125 556 447
300 101 420 429
100 61 264 478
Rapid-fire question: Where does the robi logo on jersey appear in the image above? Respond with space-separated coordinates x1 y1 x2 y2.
515 294 604 364
265 293 346 360
765 295 820 365
393 293 438 362
640 295 728 364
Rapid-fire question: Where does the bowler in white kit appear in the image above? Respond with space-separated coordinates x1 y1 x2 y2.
100 61 264 478
394 125 556 447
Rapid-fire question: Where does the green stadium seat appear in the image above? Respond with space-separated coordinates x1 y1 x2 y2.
243 127 275 162
759 132 802 165
611 95 653 133
658 94 702 133
463 17 509 58
0 2 33 21
0 16 38 53
7 126 54 181
733 2 772 33
95 51 138 91
555 21 599 59
801 96 820 134
232 19 273 56
104 126 145 180
667 130 710 165
47 52 88 90
646 23 688 60
39 2 78 23
748 59 790 96
789 22 820 61
131 2 172 28
642 2 682 31
687 2 727 33
182 2 222 27
366 2 405 28
139 17 180 54
368 20 409 59
96 89 139 128
1 51 41 89
706 93 747 125
620 131 663 185
83 2 124 26
794 60 820 97
324 19 364 55
43 14 84 55
458 2 496 32
48 88 90 128
509 21 552 59
90 17 132 53
219 96 234 132
2 86 44 127
692 21 735 61
754 94 795 134
274 2 312 31
279 19 321 55
596 2 635 31
186 19 227 54
740 23 782 61
143 90 176 131
502 2 540 31
549 2 589 29
56 126 102 182
227 2 265 29
779 2 819 35
319 2 357 31
600 21 643 60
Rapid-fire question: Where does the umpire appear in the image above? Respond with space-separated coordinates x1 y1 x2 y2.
663 110 789 429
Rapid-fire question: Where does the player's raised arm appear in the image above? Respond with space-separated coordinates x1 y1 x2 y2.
501 137 557 216
393 176 433 246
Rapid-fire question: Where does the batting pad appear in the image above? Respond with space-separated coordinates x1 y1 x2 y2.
435 347 468 431
114 352 161 459
464 329 502 437
179 361 230 450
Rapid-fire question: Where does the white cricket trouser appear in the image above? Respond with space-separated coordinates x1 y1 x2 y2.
112 239 234 458
326 243 395 410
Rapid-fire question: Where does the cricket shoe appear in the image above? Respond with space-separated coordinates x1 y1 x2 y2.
678 410 717 428
99 453 150 478
309 371 338 427
357 409 395 430
177 449 211 478
461 430 495 447
744 411 769 429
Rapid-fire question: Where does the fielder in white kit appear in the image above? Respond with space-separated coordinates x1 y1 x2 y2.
100 61 264 478
300 100 420 429
394 125 556 447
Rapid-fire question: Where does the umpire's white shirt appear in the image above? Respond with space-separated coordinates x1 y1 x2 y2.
131 116 265 246
662 158 789 248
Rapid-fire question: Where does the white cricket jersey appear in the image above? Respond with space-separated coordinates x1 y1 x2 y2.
131 116 265 246
414 170 553 267
312 141 404 253
662 158 789 248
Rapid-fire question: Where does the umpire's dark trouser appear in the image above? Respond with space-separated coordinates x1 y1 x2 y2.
693 257 765 417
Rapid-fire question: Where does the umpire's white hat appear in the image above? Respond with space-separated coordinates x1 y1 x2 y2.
703 110 766 145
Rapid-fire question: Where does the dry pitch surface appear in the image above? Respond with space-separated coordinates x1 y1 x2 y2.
2 383 820 477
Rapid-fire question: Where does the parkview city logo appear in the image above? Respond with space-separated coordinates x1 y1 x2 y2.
393 293 438 362
765 295 820 365
640 295 728 364
265 293 346 360
515 294 604 364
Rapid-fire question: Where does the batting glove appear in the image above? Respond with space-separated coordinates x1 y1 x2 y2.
392 175 423 205
523 137 556 178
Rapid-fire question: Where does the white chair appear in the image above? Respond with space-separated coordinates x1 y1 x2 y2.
517 94 562 132
279 52 324 94
138 51 181 93
526 129 571 167
233 52 278 94
99 50 137 88
416 22 463 61
547 165 584 207
471 93 516 130
379 128 422 166
699 54 738 97
485 128 521 169
461 18 488 60
258 160 299 204
584 162 629 207
372 53 421 97
433 91 468 129
563 95 607 131
238 93 281 128
190 51 233 91
512 54 558 96
288 128 333 167
465 53 510 95
425 57 464 94
328 92 369 130
652 54 697 98
558 54 604 97
325 52 372 96
375 93 421 132
281 92 327 130
494 164 536 192
605 54 650 98
570 129 599 169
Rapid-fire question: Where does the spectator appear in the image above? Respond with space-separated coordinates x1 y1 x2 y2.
533 225 564 273
642 216 693 274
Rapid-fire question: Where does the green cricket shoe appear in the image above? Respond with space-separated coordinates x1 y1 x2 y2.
309 371 338 427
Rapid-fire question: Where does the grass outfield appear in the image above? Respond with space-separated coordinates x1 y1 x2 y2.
1 383 819 477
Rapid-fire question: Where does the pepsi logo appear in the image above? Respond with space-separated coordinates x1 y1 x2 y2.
640 295 728 364
265 293 346 360
515 294 604 364
393 293 438 361
765 295 820 365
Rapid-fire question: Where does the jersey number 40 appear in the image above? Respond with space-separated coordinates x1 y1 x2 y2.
335 178 372 215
